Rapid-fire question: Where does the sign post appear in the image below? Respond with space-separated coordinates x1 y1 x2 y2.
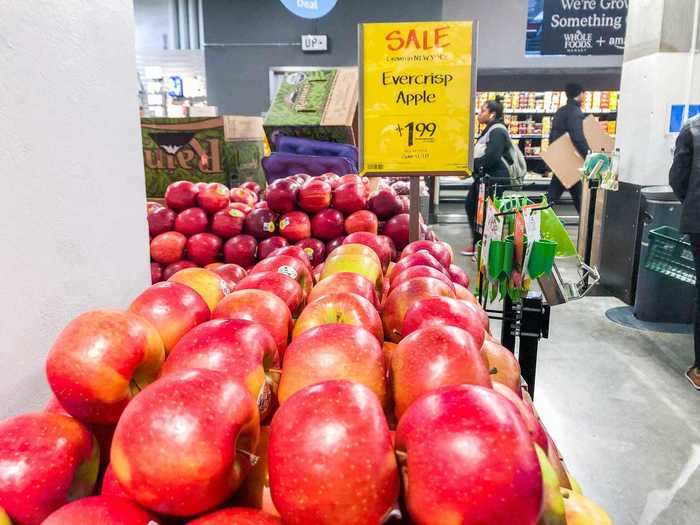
359 21 477 241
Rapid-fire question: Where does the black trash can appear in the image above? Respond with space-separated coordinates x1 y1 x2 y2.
633 186 695 323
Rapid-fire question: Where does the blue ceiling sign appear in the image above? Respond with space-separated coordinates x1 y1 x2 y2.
279 0 338 19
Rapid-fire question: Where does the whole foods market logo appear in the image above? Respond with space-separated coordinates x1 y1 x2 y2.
563 30 593 52
144 132 222 173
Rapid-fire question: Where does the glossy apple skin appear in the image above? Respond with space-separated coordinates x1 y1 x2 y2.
279 324 386 406
187 233 223 266
344 210 378 235
382 277 456 343
292 292 383 342
198 182 231 214
0 413 99 524
448 263 470 288
483 340 521 394
321 253 383 293
328 243 382 268
396 385 543 525
389 251 448 281
111 369 260 516
250 255 313 298
401 240 453 269
332 182 367 215
562 489 613 525
161 319 280 420
224 234 258 269
230 187 258 207
163 260 197 280
402 296 485 349
492 383 548 452
240 181 262 196
129 281 210 353
41 496 155 525
306 272 378 308
206 263 247 290
235 271 304 315
165 180 198 211
258 236 289 260
245 208 279 240
232 427 280 516
391 325 491 419
189 507 283 524
295 238 325 266
168 267 231 311
213 289 292 356
100 464 131 498
298 179 332 213
390 265 456 294
269 381 399 525
150 231 187 265
150 262 163 284
383 213 410 250
174 207 209 237
230 202 253 215
268 245 312 270
325 235 346 255
211 206 246 239
368 187 402 220
148 206 176 236
0 507 10 525
46 310 165 424
266 179 299 214
279 211 311 242
311 208 345 241
342 232 391 271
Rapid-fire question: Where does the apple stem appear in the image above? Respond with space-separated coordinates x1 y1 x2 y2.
237 448 261 466
394 450 408 462
392 329 401 339
489 367 498 375
268 368 282 375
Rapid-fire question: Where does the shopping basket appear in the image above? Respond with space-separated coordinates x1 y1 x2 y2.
644 226 696 285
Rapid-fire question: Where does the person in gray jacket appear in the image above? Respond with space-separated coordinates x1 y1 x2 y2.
669 114 700 390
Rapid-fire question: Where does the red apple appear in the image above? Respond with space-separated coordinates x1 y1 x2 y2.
241 181 262 195
150 231 186 265
266 179 299 214
46 310 165 424
175 207 209 236
111 369 260 516
455 283 478 303
383 213 410 250
230 187 258 207
481 341 521 396
395 385 543 525
213 289 292 356
368 187 403 220
492 383 548 452
0 413 99 524
129 281 210 353
401 296 485 349
150 262 163 284
189 508 283 525
235 271 304 315
224 234 258 269
292 292 383 342
380 234 398 261
230 201 253 215
325 235 346 255
390 265 456 294
42 496 155 525
278 211 311 242
382 277 456 342
311 208 345 241
187 233 223 266
250 255 313 297
295 238 325 266
338 174 364 187
146 201 163 214
148 206 176 236
196 182 208 192
319 172 341 188
268 245 312 270
259 236 289 259
391 325 491 419
332 182 367 215
401 240 453 269
162 319 280 420
165 180 198 211
163 260 197 280
298 179 332 213
464 300 490 333
100 464 131 498
389 250 448 281
169 267 231 311
344 209 378 235
343 232 392 271
207 262 247 289
268 380 399 525
198 182 231 214
279 324 386 406
211 206 246 239
306 272 378 308
449 264 470 288
245 208 279 240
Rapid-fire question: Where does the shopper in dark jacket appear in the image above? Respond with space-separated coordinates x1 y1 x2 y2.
463 96 514 255
669 114 700 390
547 83 590 212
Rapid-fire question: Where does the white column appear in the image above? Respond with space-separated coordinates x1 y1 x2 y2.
0 1 151 417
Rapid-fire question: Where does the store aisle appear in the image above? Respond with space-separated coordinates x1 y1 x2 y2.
434 224 700 525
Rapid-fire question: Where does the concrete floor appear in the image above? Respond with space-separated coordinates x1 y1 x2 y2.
434 222 700 525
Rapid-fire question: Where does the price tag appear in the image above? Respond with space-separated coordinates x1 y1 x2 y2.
301 35 328 52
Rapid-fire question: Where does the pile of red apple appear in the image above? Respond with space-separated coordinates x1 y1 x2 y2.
0 234 612 524
148 175 431 286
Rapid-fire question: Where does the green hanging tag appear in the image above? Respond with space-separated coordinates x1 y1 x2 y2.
528 239 558 278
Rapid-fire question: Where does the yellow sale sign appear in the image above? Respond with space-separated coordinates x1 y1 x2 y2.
360 21 476 174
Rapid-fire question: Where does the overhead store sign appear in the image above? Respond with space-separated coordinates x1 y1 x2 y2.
541 0 628 55
280 0 337 19
359 21 476 174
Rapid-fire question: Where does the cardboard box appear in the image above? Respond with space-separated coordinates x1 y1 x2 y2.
141 116 265 197
264 68 358 146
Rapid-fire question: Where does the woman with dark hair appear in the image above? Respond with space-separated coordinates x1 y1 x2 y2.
462 96 514 255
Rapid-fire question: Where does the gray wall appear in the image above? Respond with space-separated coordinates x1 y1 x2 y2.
203 0 442 115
